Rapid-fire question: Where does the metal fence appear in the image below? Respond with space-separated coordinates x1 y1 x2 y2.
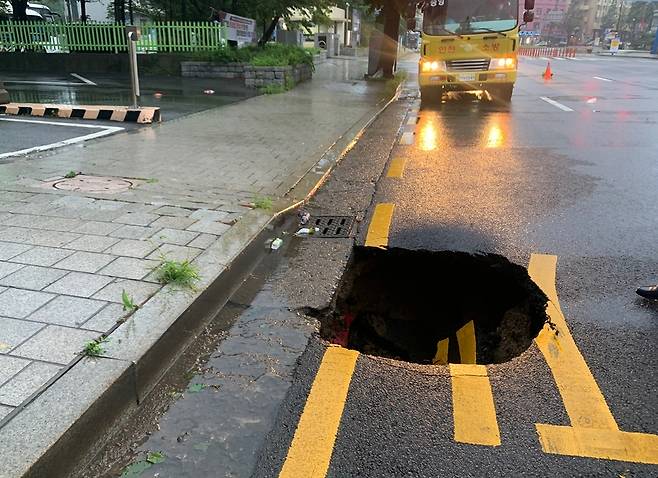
0 21 227 53
519 47 578 58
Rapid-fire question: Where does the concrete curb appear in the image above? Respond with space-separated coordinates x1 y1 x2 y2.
0 103 161 123
0 85 402 478
594 52 658 60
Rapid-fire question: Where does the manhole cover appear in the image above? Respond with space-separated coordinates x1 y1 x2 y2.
51 175 134 193
310 216 355 238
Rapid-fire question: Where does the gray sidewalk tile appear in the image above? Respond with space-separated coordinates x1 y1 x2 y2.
0 289 55 318
53 251 116 273
187 221 231 235
147 244 202 263
0 404 14 420
11 326 98 365
0 192 34 201
110 225 161 240
151 228 199 246
44 272 114 297
29 296 106 328
2 214 43 229
92 279 160 305
152 206 194 217
0 242 32 261
113 212 159 226
99 257 159 281
73 221 123 236
188 233 218 249
0 262 25 280
9 246 74 267
105 239 158 258
0 355 30 385
93 200 131 211
0 362 62 406
51 196 95 208
81 303 126 332
63 235 120 253
0 227 80 247
150 216 196 230
38 217 85 233
0 318 44 353
189 209 230 222
0 266 68 291
0 213 12 223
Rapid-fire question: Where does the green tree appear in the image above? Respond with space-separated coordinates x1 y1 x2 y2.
600 1 619 31
561 0 582 42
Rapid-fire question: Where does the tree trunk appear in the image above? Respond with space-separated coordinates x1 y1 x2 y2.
258 16 280 46
379 0 401 78
128 0 134 24
10 0 28 21
80 0 86 23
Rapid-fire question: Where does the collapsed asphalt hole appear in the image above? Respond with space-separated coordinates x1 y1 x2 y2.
317 246 548 365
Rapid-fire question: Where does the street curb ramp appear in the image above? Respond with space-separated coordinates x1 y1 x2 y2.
0 82 403 478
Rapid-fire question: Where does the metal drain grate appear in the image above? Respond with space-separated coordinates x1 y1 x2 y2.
310 216 355 238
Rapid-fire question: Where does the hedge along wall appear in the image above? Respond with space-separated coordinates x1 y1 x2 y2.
181 53 323 88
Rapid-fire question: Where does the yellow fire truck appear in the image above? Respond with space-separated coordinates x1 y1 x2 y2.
418 0 535 102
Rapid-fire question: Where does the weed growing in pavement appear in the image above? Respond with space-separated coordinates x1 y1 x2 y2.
253 196 273 210
146 451 165 464
64 171 78 179
83 337 108 357
154 258 200 288
121 289 138 312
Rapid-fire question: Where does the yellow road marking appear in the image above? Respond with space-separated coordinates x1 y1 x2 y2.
450 364 501 446
279 347 359 478
433 338 449 365
365 203 394 249
387 157 407 178
529 253 658 464
456 320 476 364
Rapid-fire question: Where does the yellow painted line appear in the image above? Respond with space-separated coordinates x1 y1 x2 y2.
529 253 658 464
450 364 501 446
279 347 359 478
365 203 394 249
387 157 407 178
433 338 449 365
456 320 476 364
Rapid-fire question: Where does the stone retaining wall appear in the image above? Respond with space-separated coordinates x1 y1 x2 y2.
181 59 316 89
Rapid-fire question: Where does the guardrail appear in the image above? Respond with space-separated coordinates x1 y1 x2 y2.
0 21 227 53
519 47 577 58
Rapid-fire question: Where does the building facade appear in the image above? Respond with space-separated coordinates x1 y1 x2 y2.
520 0 570 43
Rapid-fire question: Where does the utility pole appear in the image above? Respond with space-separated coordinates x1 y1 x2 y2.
79 0 86 22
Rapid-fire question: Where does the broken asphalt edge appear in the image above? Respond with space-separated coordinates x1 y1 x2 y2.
0 83 404 478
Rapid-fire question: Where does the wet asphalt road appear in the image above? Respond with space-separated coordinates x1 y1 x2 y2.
0 73 254 159
257 55 658 477
104 55 658 477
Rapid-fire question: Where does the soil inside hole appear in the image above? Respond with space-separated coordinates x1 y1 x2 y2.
318 246 548 365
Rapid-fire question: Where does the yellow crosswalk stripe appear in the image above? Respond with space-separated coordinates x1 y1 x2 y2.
279 347 359 478
365 203 394 248
529 253 658 464
450 364 501 446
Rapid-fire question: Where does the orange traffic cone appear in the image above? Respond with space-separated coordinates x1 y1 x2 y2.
543 61 553 80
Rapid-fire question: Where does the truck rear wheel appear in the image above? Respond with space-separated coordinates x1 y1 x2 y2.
488 85 514 103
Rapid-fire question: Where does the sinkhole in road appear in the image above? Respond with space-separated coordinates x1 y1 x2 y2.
319 247 548 365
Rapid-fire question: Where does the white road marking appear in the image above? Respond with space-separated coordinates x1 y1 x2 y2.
593 76 613 82
70 73 97 86
540 97 575 112
0 117 123 159
552 57 566 61
4 80 84 86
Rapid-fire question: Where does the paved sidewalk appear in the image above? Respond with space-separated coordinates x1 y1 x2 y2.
0 57 388 477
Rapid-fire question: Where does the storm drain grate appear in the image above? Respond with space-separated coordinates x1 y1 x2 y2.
310 216 355 238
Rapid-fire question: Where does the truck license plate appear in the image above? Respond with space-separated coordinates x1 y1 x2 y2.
458 73 476 82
